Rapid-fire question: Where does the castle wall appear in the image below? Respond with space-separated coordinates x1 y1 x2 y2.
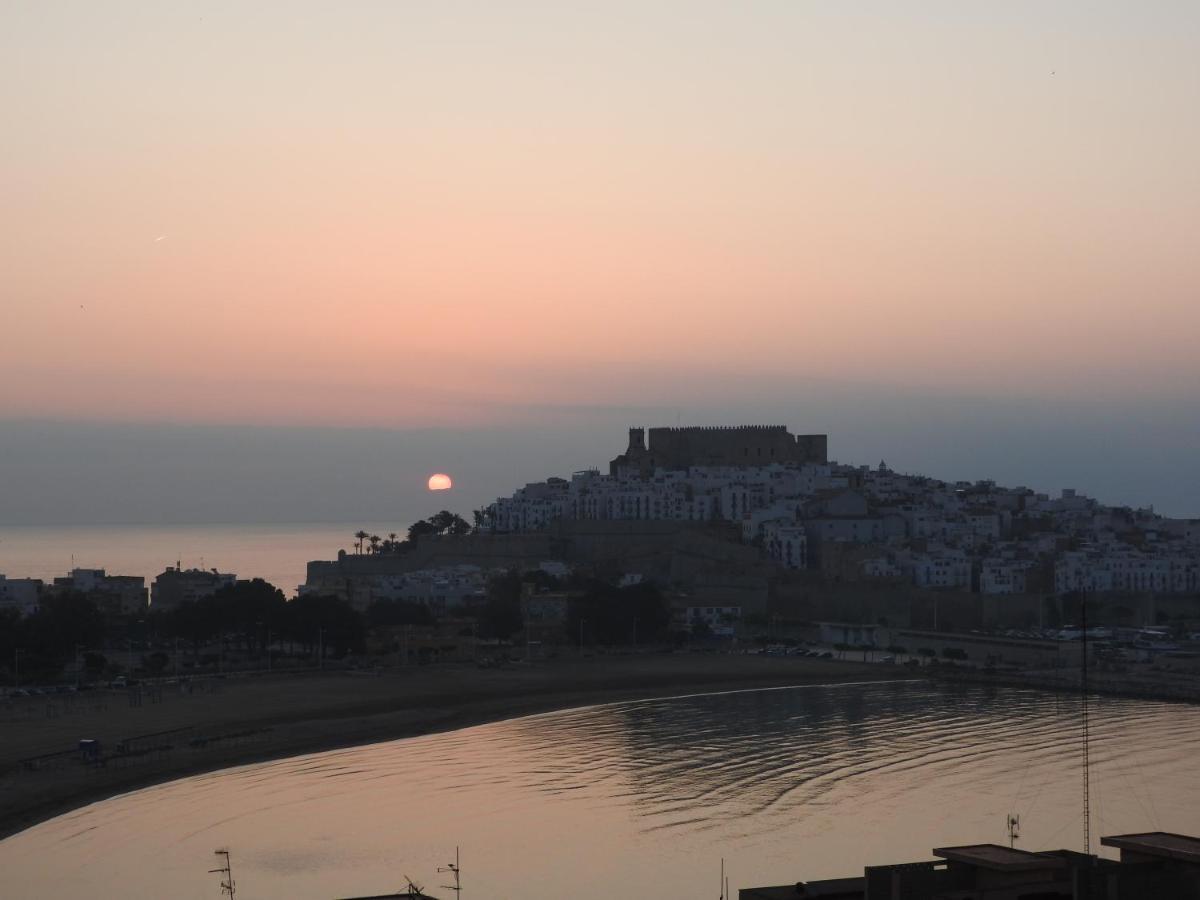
648 425 798 467
611 425 828 475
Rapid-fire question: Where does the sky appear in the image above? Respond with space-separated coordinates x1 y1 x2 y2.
2 1 1198 523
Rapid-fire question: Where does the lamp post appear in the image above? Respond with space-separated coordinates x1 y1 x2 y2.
257 621 272 673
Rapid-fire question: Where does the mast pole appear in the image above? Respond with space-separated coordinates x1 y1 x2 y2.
1081 590 1090 857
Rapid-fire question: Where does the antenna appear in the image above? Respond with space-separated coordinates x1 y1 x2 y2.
208 848 236 899
1080 589 1091 856
438 846 461 897
403 875 425 898
720 857 725 900
1007 813 1020 848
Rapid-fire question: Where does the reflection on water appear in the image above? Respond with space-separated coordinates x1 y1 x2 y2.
3 681 1198 900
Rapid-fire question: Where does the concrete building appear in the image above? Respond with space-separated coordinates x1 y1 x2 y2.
684 604 741 636
977 561 1031 595
0 575 42 616
151 566 236 610
51 568 147 614
764 521 808 570
741 831 1200 899
371 566 489 615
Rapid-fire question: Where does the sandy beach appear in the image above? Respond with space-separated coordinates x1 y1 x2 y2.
0 654 910 841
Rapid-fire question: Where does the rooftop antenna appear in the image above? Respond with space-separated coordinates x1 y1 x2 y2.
1080 589 1091 856
1007 813 1020 848
403 875 426 898
439 846 461 897
208 848 236 898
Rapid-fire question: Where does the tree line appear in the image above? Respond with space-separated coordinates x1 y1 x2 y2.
1 569 681 686
351 511 472 556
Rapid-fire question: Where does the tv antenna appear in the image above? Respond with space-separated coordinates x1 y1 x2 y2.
438 846 461 896
1007 813 1020 848
208 848 236 898
402 875 426 898
1080 590 1091 856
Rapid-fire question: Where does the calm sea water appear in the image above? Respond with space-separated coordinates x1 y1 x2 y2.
2 681 1198 900
0 523 404 596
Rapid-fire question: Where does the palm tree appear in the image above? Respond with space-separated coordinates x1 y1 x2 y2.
368 534 381 554
354 530 369 555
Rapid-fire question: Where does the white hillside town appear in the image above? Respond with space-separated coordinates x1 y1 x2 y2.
483 427 1200 598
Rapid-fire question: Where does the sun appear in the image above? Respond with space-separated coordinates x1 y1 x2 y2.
427 473 453 491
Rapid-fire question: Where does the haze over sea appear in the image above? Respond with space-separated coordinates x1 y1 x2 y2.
0 523 401 597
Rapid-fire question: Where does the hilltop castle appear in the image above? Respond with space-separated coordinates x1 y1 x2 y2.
609 425 828 478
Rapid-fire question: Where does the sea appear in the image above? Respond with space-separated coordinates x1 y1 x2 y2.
0 522 406 597
2 681 1198 900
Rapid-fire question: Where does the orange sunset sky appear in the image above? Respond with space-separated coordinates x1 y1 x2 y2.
1 2 1198 521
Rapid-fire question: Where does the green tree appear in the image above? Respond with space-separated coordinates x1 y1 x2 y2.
566 579 672 646
480 571 523 640
408 519 439 542
283 593 365 658
690 618 714 639
367 599 434 628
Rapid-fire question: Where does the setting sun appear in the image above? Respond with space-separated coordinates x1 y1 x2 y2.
427 473 453 491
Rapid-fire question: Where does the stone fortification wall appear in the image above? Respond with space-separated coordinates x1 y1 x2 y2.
305 533 559 584
553 519 765 582
649 425 796 468
304 520 764 591
611 425 827 474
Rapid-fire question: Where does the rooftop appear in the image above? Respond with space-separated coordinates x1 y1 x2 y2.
740 877 865 898
931 844 1066 871
1100 832 1200 863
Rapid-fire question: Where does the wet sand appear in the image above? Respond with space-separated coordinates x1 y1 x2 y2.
0 653 910 841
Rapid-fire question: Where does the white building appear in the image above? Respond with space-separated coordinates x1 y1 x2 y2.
978 561 1031 595
52 568 147 613
0 575 42 616
151 567 237 610
764 522 808 570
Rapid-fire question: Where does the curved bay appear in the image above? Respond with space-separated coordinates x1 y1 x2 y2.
2 681 1198 900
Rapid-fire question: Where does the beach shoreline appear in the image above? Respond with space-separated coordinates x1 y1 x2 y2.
0 654 913 842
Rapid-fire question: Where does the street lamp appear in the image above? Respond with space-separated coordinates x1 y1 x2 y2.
257 621 272 673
